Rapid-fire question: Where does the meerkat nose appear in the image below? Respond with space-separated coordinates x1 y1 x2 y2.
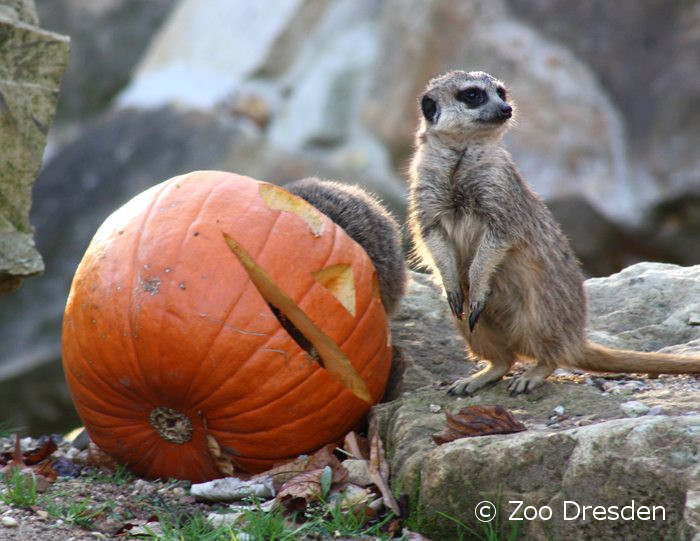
499 104 513 119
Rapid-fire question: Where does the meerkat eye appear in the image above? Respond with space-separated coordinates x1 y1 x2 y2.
496 87 507 101
456 87 487 108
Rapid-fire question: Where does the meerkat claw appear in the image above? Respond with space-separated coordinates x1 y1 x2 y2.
468 301 484 331
447 290 465 320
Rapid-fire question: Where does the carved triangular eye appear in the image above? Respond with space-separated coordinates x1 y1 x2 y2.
312 264 356 317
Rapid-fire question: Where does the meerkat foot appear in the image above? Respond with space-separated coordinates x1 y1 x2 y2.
507 365 554 395
448 364 509 396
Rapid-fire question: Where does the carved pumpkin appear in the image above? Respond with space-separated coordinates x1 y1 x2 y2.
61 171 392 482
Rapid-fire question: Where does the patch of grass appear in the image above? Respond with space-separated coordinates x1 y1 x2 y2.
1 468 38 507
0 421 17 437
149 513 237 541
86 463 134 485
437 509 522 541
44 498 111 528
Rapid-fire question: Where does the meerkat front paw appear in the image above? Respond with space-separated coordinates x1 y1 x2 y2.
468 300 485 331
446 289 465 320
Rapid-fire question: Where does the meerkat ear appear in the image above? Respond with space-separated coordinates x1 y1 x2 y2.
421 95 439 123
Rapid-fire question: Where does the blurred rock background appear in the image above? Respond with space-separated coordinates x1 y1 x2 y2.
1 0 699 433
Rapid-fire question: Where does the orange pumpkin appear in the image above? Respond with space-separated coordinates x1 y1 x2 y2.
61 171 392 482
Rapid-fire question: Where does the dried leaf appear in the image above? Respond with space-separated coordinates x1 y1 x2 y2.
200 413 237 476
432 405 526 444
306 444 341 471
255 456 309 491
368 434 400 516
343 431 368 460
24 439 57 465
276 468 325 510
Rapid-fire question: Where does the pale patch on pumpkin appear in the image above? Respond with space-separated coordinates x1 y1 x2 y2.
223 232 373 404
258 184 324 237
200 413 237 477
312 264 356 317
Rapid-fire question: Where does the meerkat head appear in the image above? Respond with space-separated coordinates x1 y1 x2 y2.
419 70 513 143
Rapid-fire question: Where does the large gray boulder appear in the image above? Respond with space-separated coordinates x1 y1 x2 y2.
34 0 172 123
374 263 700 539
0 1 69 293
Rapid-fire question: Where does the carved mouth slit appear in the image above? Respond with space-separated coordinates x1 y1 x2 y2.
267 302 322 366
223 231 372 403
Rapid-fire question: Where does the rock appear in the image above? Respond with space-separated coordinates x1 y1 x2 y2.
0 0 37 24
0 7 69 293
1 516 19 528
191 477 275 502
585 263 700 354
372 398 699 540
620 401 650 417
387 272 466 400
35 0 172 122
374 263 700 538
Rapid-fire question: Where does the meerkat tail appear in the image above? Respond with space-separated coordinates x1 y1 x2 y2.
574 342 700 374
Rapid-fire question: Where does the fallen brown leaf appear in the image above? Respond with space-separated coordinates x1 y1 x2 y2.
368 434 400 516
200 413 238 476
432 405 527 445
343 431 368 460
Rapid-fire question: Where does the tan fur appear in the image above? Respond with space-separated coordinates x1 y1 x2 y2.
408 70 700 395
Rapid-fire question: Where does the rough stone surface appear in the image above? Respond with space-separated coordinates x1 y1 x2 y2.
0 5 69 293
373 263 700 539
35 0 172 122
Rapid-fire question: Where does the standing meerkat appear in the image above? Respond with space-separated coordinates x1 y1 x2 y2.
408 70 700 395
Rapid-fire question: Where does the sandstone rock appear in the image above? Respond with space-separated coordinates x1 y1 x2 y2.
585 263 700 354
375 263 700 539
0 5 69 293
0 0 37 24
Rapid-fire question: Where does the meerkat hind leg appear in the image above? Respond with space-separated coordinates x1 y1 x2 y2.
507 363 555 395
449 324 514 395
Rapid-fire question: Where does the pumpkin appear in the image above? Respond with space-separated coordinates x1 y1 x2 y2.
61 171 392 482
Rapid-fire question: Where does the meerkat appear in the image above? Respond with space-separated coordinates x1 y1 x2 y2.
285 177 407 316
408 70 700 395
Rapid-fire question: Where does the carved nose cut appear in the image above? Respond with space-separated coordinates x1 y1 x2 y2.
499 104 513 119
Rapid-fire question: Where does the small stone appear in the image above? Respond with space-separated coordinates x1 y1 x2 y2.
647 406 664 416
620 401 650 417
1 517 18 528
172 486 186 497
429 404 441 413
553 405 565 416
687 312 700 326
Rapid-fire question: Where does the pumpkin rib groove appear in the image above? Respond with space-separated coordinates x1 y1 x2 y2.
183 208 287 409
170 177 242 406
65 315 149 410
124 182 170 403
193 220 341 416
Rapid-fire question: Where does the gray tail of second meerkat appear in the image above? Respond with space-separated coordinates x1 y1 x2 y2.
284 177 407 316
577 342 700 374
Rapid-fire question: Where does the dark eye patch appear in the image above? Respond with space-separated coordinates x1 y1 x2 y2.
456 87 487 108
496 87 507 101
